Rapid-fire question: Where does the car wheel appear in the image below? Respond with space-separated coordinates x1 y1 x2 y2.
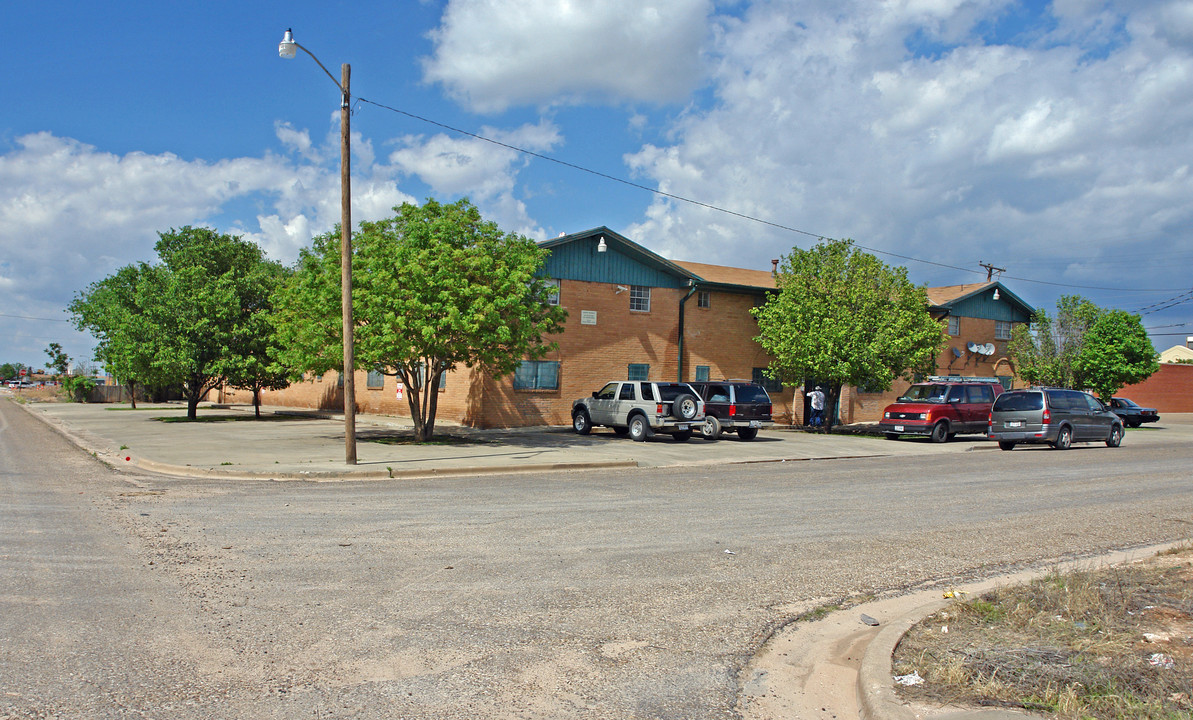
701 415 721 440
998 441 1017 451
673 430 692 442
929 422 949 443
884 433 900 441
612 426 630 437
628 415 650 442
737 427 759 441
1052 425 1072 450
672 393 699 420
572 410 591 435
1106 425 1123 448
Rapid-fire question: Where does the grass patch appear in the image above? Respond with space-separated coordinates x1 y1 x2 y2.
893 546 1193 719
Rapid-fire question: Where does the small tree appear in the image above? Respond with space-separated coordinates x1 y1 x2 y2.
44 343 70 379
274 198 567 440
753 238 945 433
1007 295 1102 389
1073 309 1158 400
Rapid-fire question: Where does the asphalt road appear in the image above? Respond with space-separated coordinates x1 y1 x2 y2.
3 400 1192 719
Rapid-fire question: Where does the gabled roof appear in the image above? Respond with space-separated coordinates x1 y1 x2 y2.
1160 344 1193 363
928 280 1034 319
540 227 774 293
539 227 693 280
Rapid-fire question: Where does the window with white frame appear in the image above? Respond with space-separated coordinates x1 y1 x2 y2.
697 290 711 308
630 285 651 312
543 278 560 306
995 320 1012 340
947 316 960 336
366 369 385 389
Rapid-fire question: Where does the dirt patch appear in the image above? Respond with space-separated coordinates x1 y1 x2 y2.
893 547 1193 718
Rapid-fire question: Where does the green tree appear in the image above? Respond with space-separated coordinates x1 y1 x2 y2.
0 362 18 380
223 262 295 418
70 264 158 408
753 238 945 433
72 227 281 419
1007 295 1102 388
274 198 567 440
44 343 70 378
1072 309 1158 400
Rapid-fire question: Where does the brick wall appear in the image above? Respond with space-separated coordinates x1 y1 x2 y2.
224 278 794 428
1118 363 1193 413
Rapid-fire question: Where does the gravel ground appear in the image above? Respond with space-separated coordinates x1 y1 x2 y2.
4 401 1192 719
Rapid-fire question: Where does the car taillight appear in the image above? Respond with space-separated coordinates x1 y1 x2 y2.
656 403 664 415
987 412 993 427
1042 409 1051 424
729 404 737 416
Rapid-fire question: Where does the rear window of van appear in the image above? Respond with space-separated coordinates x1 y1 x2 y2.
993 392 1044 412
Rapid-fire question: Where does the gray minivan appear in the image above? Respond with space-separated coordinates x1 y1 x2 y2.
987 388 1124 451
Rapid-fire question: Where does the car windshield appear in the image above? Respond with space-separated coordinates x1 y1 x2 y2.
897 384 949 403
1115 398 1139 408
992 392 1044 412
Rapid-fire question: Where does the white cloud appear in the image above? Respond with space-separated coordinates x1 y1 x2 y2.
422 0 715 112
621 0 1193 315
388 120 562 235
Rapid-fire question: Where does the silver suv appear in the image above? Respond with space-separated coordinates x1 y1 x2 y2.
572 381 705 442
987 388 1124 451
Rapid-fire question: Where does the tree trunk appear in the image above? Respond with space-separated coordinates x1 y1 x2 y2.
127 380 138 410
824 384 842 434
253 388 262 419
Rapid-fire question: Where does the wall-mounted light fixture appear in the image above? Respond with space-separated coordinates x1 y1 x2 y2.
597 237 608 253
615 285 628 294
993 288 1001 300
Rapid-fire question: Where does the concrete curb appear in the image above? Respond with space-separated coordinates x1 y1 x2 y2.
125 455 641 482
852 540 1189 720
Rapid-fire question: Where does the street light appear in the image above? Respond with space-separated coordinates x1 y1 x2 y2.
279 29 357 465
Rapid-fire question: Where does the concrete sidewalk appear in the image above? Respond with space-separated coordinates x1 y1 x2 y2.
20 399 988 480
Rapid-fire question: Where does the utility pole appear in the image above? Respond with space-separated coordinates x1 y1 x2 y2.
979 261 1006 282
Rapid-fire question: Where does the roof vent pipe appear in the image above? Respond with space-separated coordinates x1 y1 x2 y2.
771 259 779 274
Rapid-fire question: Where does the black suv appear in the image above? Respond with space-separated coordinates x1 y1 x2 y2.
688 380 774 440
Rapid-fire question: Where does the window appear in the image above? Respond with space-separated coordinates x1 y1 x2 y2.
513 360 559 390
947 316 960 336
627 363 649 381
543 278 561 306
965 385 994 404
619 383 637 400
695 365 710 382
629 285 651 312
366 370 385 389
997 375 1014 390
337 372 344 388
995 320 1011 340
697 290 711 308
752 367 782 393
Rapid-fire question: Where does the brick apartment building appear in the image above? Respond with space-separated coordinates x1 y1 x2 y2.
223 228 1035 427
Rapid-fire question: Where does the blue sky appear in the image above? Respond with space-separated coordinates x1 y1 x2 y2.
3 0 1192 372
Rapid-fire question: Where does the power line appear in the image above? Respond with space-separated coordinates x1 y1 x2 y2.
0 312 70 322
355 96 1189 294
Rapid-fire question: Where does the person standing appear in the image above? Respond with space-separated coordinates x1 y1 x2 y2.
809 386 825 427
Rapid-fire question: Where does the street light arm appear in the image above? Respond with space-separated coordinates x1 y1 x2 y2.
279 30 348 102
